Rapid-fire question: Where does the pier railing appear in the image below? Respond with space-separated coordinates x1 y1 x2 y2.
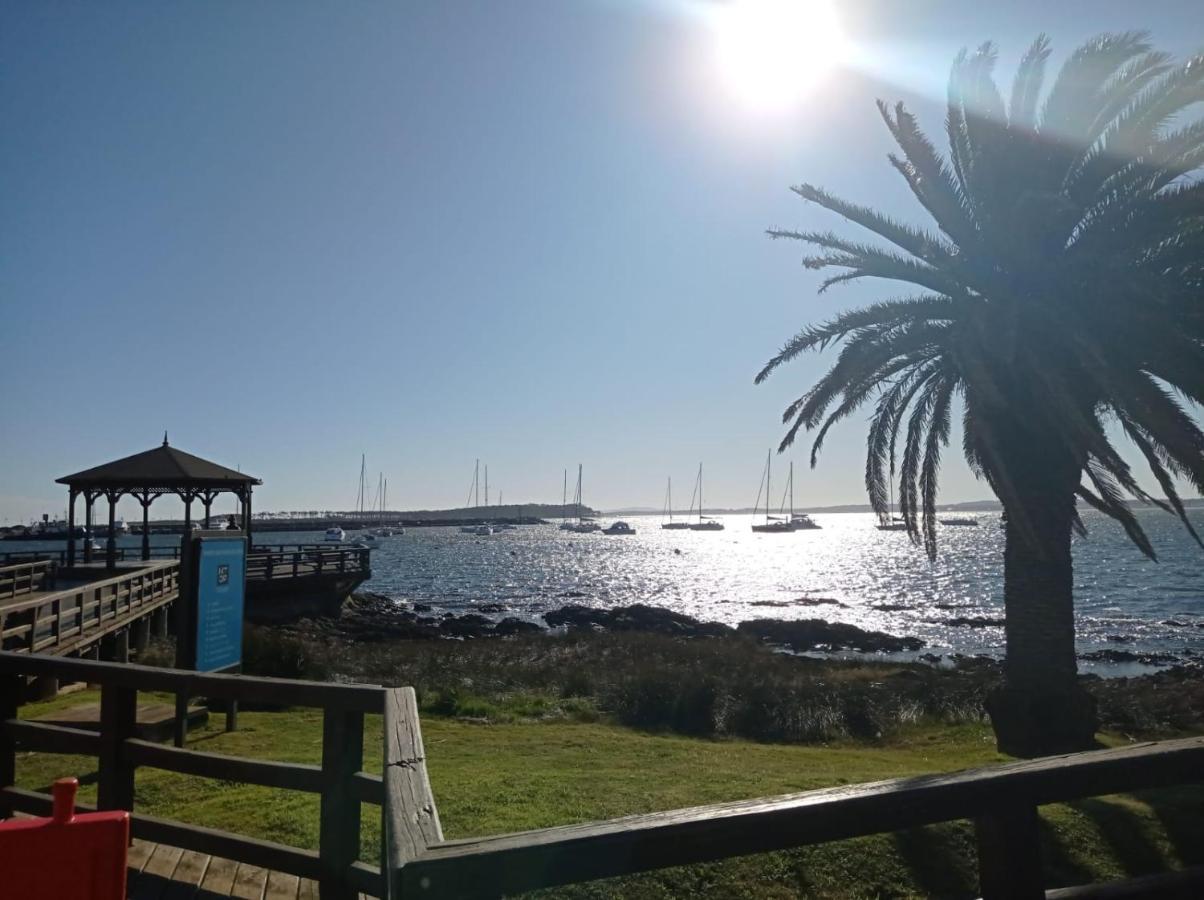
1 544 370 578
0 562 178 656
0 651 415 900
0 559 56 599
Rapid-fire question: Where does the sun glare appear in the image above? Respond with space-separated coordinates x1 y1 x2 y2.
713 0 845 111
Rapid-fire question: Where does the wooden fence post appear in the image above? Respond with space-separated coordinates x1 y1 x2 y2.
976 802 1044 900
0 674 20 819
319 707 363 900
97 682 137 811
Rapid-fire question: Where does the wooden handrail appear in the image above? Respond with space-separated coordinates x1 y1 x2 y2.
397 735 1204 900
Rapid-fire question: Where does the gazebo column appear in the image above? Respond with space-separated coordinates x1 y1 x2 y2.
67 488 77 567
183 495 193 533
84 492 95 563
243 488 253 546
105 491 118 570
203 494 212 529
139 491 153 561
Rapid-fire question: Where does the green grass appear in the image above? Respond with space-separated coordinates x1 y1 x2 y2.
13 691 1203 898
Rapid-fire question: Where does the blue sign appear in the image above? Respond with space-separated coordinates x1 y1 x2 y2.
195 537 246 672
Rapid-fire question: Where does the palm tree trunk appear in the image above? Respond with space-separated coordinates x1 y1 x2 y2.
985 445 1098 757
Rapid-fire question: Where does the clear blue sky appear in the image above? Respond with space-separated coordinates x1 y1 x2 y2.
2 1 1200 522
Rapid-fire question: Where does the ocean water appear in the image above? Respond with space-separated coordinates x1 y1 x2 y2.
7 508 1202 674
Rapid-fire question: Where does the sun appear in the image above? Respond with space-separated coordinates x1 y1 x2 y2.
713 0 846 111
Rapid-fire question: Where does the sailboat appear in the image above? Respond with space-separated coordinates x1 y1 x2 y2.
461 460 485 533
687 464 724 531
563 465 600 533
751 450 793 533
780 462 820 530
876 480 908 531
558 469 576 531
661 477 690 530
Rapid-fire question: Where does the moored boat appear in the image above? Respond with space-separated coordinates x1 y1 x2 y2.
324 526 346 542
602 520 635 535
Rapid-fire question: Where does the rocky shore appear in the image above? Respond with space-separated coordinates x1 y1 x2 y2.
275 592 933 654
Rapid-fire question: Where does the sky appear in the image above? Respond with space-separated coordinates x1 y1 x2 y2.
2 0 1201 523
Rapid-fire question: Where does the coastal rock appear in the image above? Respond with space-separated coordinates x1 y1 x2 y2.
736 618 924 653
544 604 731 638
750 597 846 608
1079 649 1179 666
495 617 542 636
478 603 507 614
935 616 1005 628
872 603 912 612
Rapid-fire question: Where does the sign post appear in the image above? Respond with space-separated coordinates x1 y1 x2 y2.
174 531 247 745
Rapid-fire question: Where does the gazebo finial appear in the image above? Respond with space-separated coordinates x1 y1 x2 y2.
163 431 169 447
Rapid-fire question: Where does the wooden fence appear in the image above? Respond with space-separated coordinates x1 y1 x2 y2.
1 544 371 578
0 562 178 656
0 651 416 900
1 649 1201 898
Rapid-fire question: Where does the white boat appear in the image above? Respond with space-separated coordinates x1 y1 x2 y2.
86 539 103 552
325 527 346 542
661 477 690 530
474 524 495 536
876 482 909 531
790 513 821 530
362 532 378 541
686 463 725 531
602 520 635 535
940 516 979 527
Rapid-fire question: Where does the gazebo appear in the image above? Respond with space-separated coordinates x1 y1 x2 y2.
56 436 262 567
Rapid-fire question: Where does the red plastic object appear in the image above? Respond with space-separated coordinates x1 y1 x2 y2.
0 777 129 899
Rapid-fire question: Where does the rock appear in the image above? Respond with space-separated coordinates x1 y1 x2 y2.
495 617 542 636
477 603 507 614
412 603 432 612
1079 649 1179 666
935 617 1005 628
736 618 924 653
872 603 912 612
544 604 731 638
1106 634 1136 643
750 597 846 608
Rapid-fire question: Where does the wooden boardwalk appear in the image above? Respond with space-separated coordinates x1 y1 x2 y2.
126 840 341 899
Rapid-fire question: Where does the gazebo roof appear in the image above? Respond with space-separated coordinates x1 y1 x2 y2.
56 436 261 490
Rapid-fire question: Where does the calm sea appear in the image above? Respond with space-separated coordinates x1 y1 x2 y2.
7 508 1202 674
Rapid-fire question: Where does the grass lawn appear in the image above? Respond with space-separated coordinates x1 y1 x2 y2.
13 690 1203 898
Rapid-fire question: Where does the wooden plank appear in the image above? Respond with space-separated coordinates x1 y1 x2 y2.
130 811 324 882
3 718 103 755
382 686 442 874
161 850 213 900
231 862 270 900
0 650 385 712
144 844 186 880
264 870 301 900
127 838 157 872
296 878 319 900
1045 865 1204 898
402 736 1204 899
200 856 240 895
126 738 324 794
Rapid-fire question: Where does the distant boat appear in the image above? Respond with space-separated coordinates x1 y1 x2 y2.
563 464 601 533
751 451 793 534
687 464 724 531
559 469 577 531
602 521 635 535
661 477 690 530
474 524 496 536
940 516 979 527
324 526 346 542
775 461 819 531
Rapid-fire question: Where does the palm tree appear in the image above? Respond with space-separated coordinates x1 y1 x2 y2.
756 34 1204 758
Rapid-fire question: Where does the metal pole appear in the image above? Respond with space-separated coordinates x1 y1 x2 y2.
67 489 77 567
106 493 117 571
141 494 151 561
84 494 94 563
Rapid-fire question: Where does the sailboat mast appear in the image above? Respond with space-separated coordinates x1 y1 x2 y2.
475 459 479 509
765 450 771 523
485 465 489 507
563 469 567 525
577 464 583 522
790 461 794 518
669 477 672 523
699 463 703 522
